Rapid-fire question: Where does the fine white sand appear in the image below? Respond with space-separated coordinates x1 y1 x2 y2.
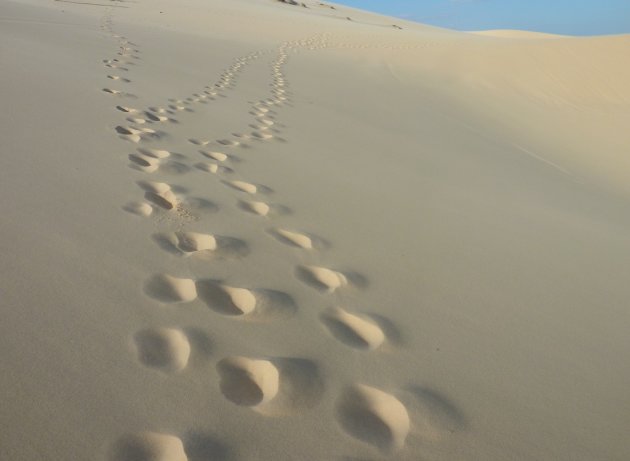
1 0 629 459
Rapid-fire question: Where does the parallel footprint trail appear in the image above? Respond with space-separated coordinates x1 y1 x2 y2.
97 6 457 456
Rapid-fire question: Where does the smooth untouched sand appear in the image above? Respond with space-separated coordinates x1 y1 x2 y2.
1 0 630 460
470 29 569 39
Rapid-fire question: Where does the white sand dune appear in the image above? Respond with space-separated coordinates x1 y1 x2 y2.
1 0 630 459
470 29 569 39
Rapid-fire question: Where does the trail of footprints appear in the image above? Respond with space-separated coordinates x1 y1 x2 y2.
99 7 461 459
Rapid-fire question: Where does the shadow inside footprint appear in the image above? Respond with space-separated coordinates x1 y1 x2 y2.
160 161 191 175
406 386 467 433
267 228 330 250
214 236 249 259
196 281 296 319
182 327 213 360
295 266 348 293
251 289 297 320
152 233 182 255
184 197 219 213
336 385 410 453
257 357 325 416
143 274 197 303
320 308 391 351
196 280 251 316
144 191 177 210
128 153 156 168
368 313 403 347
183 431 233 461
151 232 248 259
133 328 191 372
110 432 187 461
344 271 369 289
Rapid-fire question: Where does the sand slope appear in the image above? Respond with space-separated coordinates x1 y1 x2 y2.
1 0 630 460
470 29 568 39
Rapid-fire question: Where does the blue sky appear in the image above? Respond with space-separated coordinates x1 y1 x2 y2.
332 0 630 35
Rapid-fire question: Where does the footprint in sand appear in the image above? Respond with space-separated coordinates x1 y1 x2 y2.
138 127 158 137
137 148 171 159
115 125 142 143
256 118 275 127
217 356 324 414
122 201 153 217
144 274 197 304
130 150 173 172
127 117 147 124
133 328 191 373
188 138 209 146
173 232 217 252
217 356 279 406
196 280 296 319
195 281 256 316
249 123 272 131
320 307 386 350
336 384 410 452
145 190 178 209
249 110 270 118
195 162 218 174
238 200 270 216
116 105 138 113
296 265 347 292
267 228 318 249
200 151 229 162
109 432 187 461
195 162 233 174
251 131 273 140
145 112 169 122
223 180 258 194
406 386 467 438
105 64 129 71
129 153 160 172
216 139 241 147
182 197 218 213
115 125 141 136
107 75 131 83
152 231 249 259
138 181 179 210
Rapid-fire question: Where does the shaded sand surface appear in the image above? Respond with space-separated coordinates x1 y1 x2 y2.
1 0 630 460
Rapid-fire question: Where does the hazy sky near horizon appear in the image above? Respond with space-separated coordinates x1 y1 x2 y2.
332 0 630 35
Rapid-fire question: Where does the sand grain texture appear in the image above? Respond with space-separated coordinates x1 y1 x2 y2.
1 0 629 460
